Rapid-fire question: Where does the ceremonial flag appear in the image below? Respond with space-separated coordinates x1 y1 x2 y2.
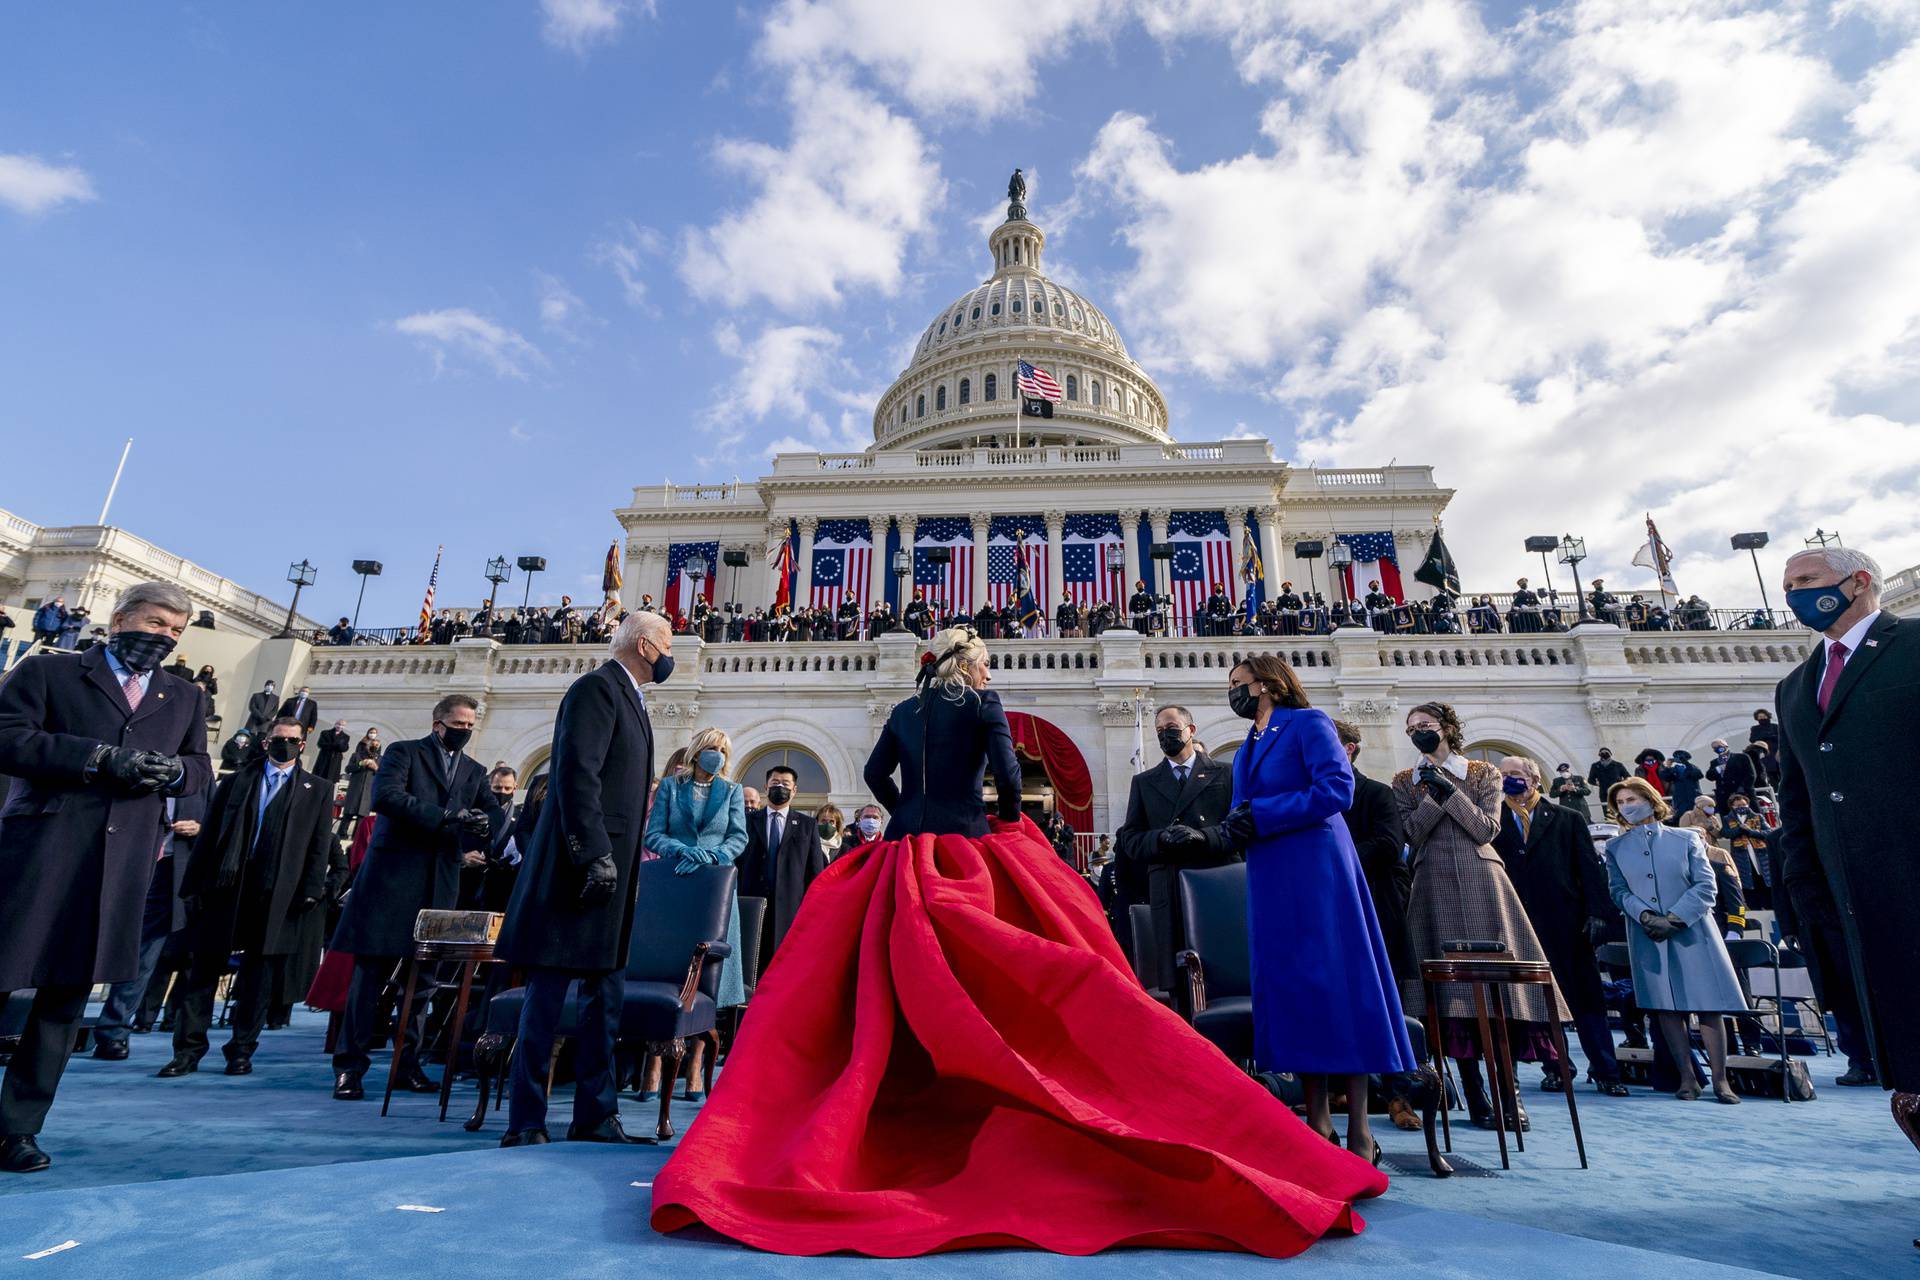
415 545 442 643
665 541 718 618
1016 360 1063 401
1016 542 1043 630
601 543 622 595
1632 513 1679 599
809 519 873 615
1337 531 1403 603
987 517 1049 612
1413 528 1460 596
1060 513 1124 610
913 516 974 616
1242 529 1265 622
1167 510 1235 633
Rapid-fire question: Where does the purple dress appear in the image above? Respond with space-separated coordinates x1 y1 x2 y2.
1234 707 1417 1075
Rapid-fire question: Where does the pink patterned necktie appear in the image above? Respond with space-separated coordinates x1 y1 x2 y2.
1815 642 1848 713
122 671 144 712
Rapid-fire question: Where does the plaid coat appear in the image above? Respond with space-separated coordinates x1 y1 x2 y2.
1393 759 1569 1025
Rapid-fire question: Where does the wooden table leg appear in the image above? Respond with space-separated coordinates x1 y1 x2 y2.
1549 1014 1588 1169
382 958 419 1118
1424 979 1452 1154
1491 983 1523 1154
439 960 478 1123
1472 982 1509 1170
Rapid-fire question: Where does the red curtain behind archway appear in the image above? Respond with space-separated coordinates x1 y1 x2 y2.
1006 711 1093 833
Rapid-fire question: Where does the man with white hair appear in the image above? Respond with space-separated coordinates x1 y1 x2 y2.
1774 547 1920 1151
0 581 211 1173
494 610 667 1146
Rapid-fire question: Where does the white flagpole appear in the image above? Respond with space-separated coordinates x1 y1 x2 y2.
98 438 132 525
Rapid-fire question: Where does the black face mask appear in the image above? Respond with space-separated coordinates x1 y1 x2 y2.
492 789 514 805
1228 683 1260 720
1409 728 1443 755
265 737 303 764
439 725 473 752
1157 725 1190 756
108 629 177 674
766 784 793 806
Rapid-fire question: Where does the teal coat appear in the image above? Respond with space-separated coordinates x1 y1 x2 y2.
646 772 749 1006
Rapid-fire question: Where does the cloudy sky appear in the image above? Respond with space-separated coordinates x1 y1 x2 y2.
2 0 1915 622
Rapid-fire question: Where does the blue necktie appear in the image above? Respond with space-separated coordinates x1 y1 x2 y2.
256 768 287 850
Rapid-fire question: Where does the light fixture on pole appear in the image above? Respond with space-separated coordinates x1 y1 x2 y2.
723 548 749 604
1103 542 1126 606
280 559 317 638
483 556 510 614
1524 535 1559 597
1804 527 1842 550
687 553 709 611
1556 534 1589 623
348 560 382 633
1293 539 1324 601
1730 532 1773 626
515 556 547 611
1327 540 1354 617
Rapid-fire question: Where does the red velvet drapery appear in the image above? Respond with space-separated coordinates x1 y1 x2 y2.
1005 711 1093 833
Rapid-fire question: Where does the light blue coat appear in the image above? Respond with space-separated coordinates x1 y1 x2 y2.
1603 823 1746 1013
646 772 749 1007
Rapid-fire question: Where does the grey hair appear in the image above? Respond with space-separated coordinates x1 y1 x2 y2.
110 581 193 624
1499 754 1543 784
1789 546 1883 592
610 610 666 657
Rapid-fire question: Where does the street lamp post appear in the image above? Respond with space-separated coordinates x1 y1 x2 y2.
1103 543 1126 614
1730 532 1773 626
484 556 510 616
348 559 382 634
280 559 316 638
516 555 547 611
1327 541 1356 622
687 553 709 622
1556 535 1589 624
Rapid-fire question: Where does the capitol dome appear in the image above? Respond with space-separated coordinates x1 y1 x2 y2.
872 174 1170 452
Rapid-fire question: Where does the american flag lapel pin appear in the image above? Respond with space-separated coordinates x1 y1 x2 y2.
1866 639 1879 647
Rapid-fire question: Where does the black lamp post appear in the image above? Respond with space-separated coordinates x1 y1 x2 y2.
348 559 381 633
1730 532 1772 626
516 555 547 611
1557 534 1589 624
687 553 709 615
1327 540 1354 618
280 559 316 638
484 556 510 615
1103 543 1125 609
1524 535 1559 597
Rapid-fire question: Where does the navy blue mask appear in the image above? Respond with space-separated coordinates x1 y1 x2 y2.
1785 580 1855 630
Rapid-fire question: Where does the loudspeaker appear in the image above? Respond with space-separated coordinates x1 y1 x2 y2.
515 556 547 573
1293 540 1324 559
1730 532 1770 551
350 560 383 576
722 549 749 568
1524 536 1560 553
1149 542 1175 561
926 546 952 565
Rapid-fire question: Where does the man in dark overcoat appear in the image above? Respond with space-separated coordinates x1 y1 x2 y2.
313 718 351 782
243 680 279 735
0 582 210 1173
162 717 334 1076
739 763 827 962
327 693 500 1100
494 612 664 1145
1493 755 1627 1095
1774 548 1920 1161
1114 705 1239 1000
1332 720 1412 985
91 786 208 1060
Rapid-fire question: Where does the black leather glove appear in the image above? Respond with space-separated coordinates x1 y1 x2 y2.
1158 823 1203 851
86 744 150 792
458 808 491 836
1663 912 1689 937
292 896 319 916
1639 910 1676 941
132 752 184 794
579 855 619 906
438 807 465 831
1418 764 1457 801
1220 804 1256 849
1583 916 1609 947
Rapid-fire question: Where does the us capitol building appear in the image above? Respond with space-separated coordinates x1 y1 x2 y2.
3 177 1820 838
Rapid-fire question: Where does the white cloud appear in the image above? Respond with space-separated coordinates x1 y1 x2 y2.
535 272 587 336
679 72 943 311
593 221 664 306
539 0 650 53
0 153 97 215
393 309 545 379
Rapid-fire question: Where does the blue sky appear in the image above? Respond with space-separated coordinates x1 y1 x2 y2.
4 1 1917 622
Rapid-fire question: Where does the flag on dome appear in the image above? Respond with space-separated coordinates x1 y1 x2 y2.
1016 361 1063 402
1166 510 1234 632
1631 513 1679 598
1337 531 1403 603
415 545 442 643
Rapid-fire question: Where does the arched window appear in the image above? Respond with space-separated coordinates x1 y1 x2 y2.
916 394 926 418
1012 297 1022 312
1065 374 1078 401
938 320 946 335
984 373 997 401
954 312 963 328
1090 381 1102 407
990 301 1002 316
899 404 907 423
958 377 971 405
738 745 831 807
1054 301 1064 316
971 306 981 321
935 385 947 411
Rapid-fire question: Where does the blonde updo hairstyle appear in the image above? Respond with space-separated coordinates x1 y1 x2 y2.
921 626 988 701
687 726 733 780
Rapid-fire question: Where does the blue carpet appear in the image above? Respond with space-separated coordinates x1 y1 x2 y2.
0 1010 1912 1277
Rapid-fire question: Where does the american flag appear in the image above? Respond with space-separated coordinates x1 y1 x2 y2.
1061 512 1123 609
809 518 872 614
415 545 442 642
986 516 1048 611
913 516 974 617
1337 531 1403 603
1016 360 1063 402
665 541 718 618
1167 510 1234 634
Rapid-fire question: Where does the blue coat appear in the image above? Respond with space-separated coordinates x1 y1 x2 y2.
1604 822 1746 1013
1233 707 1415 1075
646 772 748 1007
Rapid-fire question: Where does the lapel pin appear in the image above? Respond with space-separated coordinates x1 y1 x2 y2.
1866 639 1879 648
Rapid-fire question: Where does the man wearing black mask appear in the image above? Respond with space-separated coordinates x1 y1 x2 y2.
739 764 826 963
0 581 210 1173
327 694 500 1101
1114 706 1238 1000
161 718 334 1077
1587 747 1628 795
244 680 279 736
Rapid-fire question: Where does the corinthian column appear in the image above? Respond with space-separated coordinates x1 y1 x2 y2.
865 516 889 618
1119 507 1143 603
1226 507 1248 605
794 515 818 606
971 513 991 612
1044 509 1066 621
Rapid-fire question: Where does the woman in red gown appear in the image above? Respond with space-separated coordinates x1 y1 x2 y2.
651 628 1387 1257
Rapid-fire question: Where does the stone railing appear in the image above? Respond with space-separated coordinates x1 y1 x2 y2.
1376 634 1581 669
762 438 1280 481
1624 639 1812 667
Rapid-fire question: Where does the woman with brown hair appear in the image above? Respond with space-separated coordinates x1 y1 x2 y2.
1395 701 1567 1131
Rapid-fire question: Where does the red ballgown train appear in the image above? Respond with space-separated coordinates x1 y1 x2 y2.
650 816 1387 1257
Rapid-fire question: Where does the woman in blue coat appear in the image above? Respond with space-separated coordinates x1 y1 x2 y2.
1227 654 1416 1161
645 726 749 1098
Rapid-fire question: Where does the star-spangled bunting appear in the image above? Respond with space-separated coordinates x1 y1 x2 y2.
1165 510 1233 632
1061 512 1124 609
665 541 718 617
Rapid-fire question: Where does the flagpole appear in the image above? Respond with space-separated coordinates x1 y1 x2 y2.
98 438 133 525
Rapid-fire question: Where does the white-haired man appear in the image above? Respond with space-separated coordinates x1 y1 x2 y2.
1774 547 1919 1154
0 582 211 1173
495 610 668 1146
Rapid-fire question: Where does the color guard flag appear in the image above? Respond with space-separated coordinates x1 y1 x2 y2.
415 546 442 642
601 542 622 595
1631 514 1679 598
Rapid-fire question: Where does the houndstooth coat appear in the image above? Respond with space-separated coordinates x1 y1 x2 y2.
1393 759 1569 1025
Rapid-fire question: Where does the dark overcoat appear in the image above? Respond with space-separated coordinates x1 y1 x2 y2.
739 806 826 953
863 687 1023 839
1113 752 1239 987
1492 798 1615 1014
1776 611 1920 1091
1343 768 1413 984
178 759 334 958
313 727 350 782
0 647 211 988
495 661 653 972
329 734 501 957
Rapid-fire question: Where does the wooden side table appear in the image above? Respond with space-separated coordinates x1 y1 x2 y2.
382 939 496 1122
1419 955 1588 1170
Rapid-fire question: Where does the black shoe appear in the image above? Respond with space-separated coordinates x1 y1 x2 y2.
567 1116 654 1145
224 1057 254 1076
333 1072 365 1101
500 1128 551 1148
92 1039 130 1061
1538 1071 1564 1092
1598 1080 1632 1097
1837 1065 1879 1087
0 1134 49 1174
156 1055 199 1078
396 1063 439 1094
132 1022 154 1034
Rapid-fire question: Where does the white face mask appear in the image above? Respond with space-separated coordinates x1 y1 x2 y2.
1618 799 1655 825
857 816 882 839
